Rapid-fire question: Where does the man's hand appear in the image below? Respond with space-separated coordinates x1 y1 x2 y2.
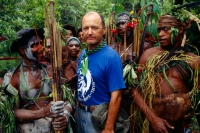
101 129 114 133
44 101 65 118
50 102 72 131
52 115 67 131
63 102 72 122
150 116 174 133
50 101 65 114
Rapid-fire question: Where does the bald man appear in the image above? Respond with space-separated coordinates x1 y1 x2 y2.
76 11 126 133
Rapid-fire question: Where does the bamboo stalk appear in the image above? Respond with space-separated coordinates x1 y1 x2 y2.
108 12 115 46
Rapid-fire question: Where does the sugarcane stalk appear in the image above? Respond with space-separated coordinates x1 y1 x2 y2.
48 0 63 133
123 30 127 62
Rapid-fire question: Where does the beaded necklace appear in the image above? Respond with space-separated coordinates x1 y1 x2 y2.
81 41 106 76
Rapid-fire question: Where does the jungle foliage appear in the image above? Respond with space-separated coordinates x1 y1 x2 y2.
0 0 200 131
0 0 199 73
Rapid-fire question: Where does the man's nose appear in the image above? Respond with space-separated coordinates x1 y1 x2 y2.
72 45 76 49
158 30 164 37
119 23 126 29
88 28 92 34
38 43 44 51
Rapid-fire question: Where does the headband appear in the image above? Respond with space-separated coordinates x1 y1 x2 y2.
66 37 80 46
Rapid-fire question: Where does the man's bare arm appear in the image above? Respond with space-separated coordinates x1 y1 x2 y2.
131 47 174 133
131 87 174 133
102 90 122 133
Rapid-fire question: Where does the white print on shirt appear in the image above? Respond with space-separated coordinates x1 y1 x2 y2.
77 68 95 101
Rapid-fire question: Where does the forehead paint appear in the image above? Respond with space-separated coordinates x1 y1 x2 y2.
26 36 42 47
116 15 129 25
68 40 80 45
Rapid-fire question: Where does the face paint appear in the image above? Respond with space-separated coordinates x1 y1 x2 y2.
116 15 129 26
68 40 79 45
24 36 42 61
116 14 132 38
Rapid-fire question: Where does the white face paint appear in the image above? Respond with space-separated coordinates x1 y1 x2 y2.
116 15 129 26
24 36 42 61
68 40 79 45
116 14 132 38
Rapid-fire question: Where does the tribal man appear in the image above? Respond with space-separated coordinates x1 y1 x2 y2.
110 12 134 61
3 28 71 133
132 14 200 133
63 37 80 89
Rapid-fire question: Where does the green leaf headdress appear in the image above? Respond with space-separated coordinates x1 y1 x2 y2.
158 7 190 46
159 1 200 46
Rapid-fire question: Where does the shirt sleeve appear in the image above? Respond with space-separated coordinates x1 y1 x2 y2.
106 53 126 92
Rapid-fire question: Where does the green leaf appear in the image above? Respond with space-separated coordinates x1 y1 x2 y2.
140 0 146 7
115 4 124 15
153 3 161 15
154 0 160 6
146 23 158 38
116 0 123 3
170 27 178 44
141 10 147 23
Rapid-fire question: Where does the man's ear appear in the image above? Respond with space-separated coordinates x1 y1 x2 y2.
19 46 25 55
103 26 106 35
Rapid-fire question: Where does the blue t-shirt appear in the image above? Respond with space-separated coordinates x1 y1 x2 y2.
77 45 126 106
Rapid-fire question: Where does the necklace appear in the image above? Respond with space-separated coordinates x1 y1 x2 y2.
81 41 106 76
20 62 48 100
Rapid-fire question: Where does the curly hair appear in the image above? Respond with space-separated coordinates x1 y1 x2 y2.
62 24 76 37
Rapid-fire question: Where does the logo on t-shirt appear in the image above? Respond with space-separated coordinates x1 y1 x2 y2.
77 68 95 101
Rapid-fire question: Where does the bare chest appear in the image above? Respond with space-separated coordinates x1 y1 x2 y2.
157 67 190 95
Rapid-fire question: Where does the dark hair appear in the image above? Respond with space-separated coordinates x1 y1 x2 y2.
62 24 76 36
82 11 105 27
10 28 44 53
77 28 82 37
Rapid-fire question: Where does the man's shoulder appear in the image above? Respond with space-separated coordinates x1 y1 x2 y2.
144 46 161 54
186 52 200 65
105 45 121 58
3 66 20 89
139 46 161 64
186 52 199 57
